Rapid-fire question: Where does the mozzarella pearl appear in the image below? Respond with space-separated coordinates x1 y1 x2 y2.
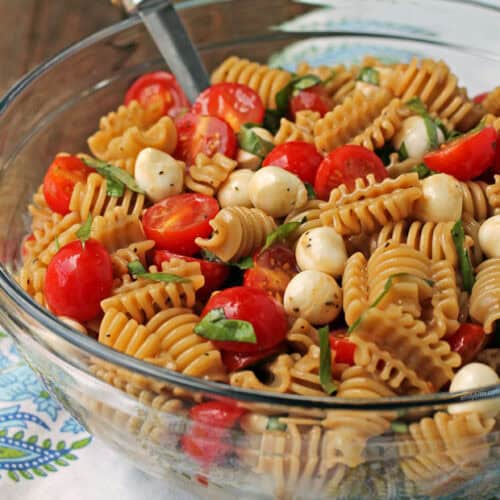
296 227 347 278
217 169 254 208
414 173 463 223
393 115 445 159
135 148 184 202
448 362 500 417
478 215 500 258
248 166 308 218
236 127 274 171
284 270 342 325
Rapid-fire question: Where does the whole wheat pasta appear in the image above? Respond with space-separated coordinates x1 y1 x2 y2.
342 252 369 327
484 113 500 131
110 240 156 279
469 258 500 333
211 56 292 109
288 346 327 397
482 87 500 115
486 174 500 215
460 180 491 221
462 213 484 267
475 348 500 374
386 152 422 178
274 110 320 145
184 152 237 196
18 263 46 306
69 172 145 220
320 173 422 236
314 89 393 154
286 317 319 354
283 199 323 243
337 366 396 400
194 206 277 262
28 184 54 232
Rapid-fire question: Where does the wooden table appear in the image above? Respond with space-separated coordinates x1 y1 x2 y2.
0 0 123 96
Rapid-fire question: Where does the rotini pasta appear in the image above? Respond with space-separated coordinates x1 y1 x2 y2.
460 180 492 221
110 240 156 279
486 175 500 215
274 110 320 145
482 87 500 115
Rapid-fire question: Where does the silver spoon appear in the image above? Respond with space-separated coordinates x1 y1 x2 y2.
120 0 210 102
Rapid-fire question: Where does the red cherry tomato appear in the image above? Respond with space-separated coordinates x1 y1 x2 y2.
153 249 229 299
262 141 323 185
423 126 496 181
143 193 219 256
190 401 246 428
289 84 333 119
243 245 297 303
446 323 487 365
192 83 265 132
493 130 500 175
21 234 35 259
43 155 93 215
314 145 387 200
44 239 113 322
473 92 489 104
329 330 356 366
124 71 190 118
201 286 288 353
174 113 237 165
221 342 286 372
181 422 231 466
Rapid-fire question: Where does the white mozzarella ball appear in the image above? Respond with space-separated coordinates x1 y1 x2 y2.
248 166 308 218
135 148 184 202
393 115 445 159
236 127 274 171
284 270 342 325
478 215 500 258
414 173 463 223
448 362 500 417
217 169 254 208
296 227 347 278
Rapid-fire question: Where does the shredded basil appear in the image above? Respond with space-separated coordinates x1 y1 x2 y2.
318 326 338 395
194 308 257 343
54 236 60 252
412 163 435 179
82 157 145 197
451 220 475 293
266 416 287 432
305 182 317 200
127 260 147 275
391 421 409 434
127 260 189 283
233 256 254 270
405 97 428 115
76 214 92 248
398 141 409 161
356 67 380 86
423 115 440 150
238 123 274 160
263 109 282 135
261 221 301 254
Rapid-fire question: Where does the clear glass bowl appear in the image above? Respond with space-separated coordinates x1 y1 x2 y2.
1 1 500 498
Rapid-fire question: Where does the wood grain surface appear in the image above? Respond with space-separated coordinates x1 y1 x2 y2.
0 0 123 95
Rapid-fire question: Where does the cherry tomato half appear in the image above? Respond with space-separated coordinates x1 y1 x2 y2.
262 141 323 185
174 113 237 165
190 401 246 428
423 126 496 181
124 71 190 118
222 342 286 372
43 155 93 215
243 245 297 303
289 84 333 119
314 145 387 200
201 286 288 353
44 239 113 322
143 193 219 256
153 249 230 299
329 330 356 366
446 323 487 365
192 83 265 132
493 130 500 175
181 422 231 466
473 92 489 104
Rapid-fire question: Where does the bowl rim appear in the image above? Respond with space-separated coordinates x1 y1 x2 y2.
0 13 499 411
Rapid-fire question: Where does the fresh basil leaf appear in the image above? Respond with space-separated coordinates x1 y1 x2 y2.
127 260 147 276
293 74 321 91
134 272 190 283
238 124 274 159
318 326 338 395
434 117 450 139
398 141 409 161
322 70 336 86
451 220 475 293
348 273 434 334
261 221 301 254
275 81 295 116
266 416 287 432
423 115 439 150
104 176 125 198
412 163 435 179
263 109 282 135
405 96 428 116
391 421 409 434
54 236 60 252
76 214 92 248
233 256 254 270
194 308 257 343
82 157 145 196
305 182 316 200
356 67 380 86
200 249 223 263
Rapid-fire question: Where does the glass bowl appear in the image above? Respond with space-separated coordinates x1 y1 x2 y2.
1 1 500 498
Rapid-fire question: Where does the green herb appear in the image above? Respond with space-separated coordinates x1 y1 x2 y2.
348 273 435 334
293 74 321 91
451 220 475 293
391 421 409 434
275 74 322 116
127 260 147 276
412 163 435 179
322 70 336 86
200 249 223 263
233 256 254 270
82 157 145 197
434 117 450 139
76 214 92 248
54 236 60 252
238 123 274 160
194 308 257 343
405 96 427 115
318 326 338 395
356 67 380 86
423 116 439 150
127 260 189 283
398 142 409 161
305 182 316 200
266 416 287 432
263 109 282 135
261 221 301 254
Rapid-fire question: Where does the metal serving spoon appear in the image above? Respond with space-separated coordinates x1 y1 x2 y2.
119 0 210 102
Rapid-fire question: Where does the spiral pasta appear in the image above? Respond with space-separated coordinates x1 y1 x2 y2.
184 152 237 196
460 180 491 221
286 318 319 354
283 199 323 243
28 184 53 232
386 152 422 178
469 258 500 334
211 56 292 109
320 173 423 236
342 252 369 326
462 213 484 267
110 240 156 278
18 263 46 306
486 175 500 215
314 89 393 154
288 346 326 397
194 206 277 262
274 110 320 145
482 87 500 115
